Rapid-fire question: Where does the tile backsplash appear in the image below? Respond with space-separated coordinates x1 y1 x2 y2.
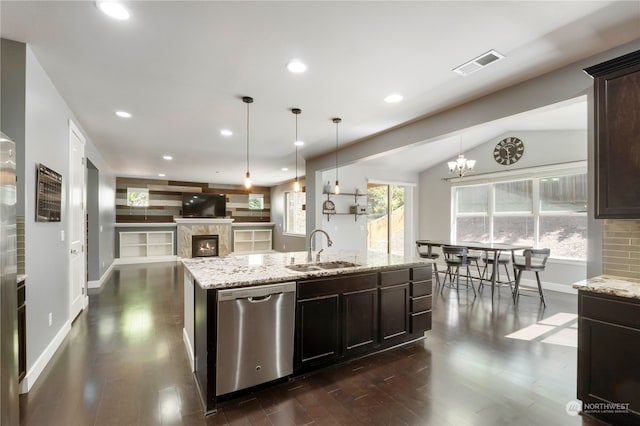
603 219 640 279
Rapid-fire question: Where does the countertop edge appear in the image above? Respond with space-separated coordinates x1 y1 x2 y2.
182 255 434 290
573 274 640 301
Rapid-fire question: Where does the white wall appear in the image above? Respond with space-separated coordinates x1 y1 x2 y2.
418 129 588 291
21 46 115 391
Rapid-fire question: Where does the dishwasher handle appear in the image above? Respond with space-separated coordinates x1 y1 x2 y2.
248 294 276 303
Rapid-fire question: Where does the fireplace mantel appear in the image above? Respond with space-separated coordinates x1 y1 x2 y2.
174 218 234 225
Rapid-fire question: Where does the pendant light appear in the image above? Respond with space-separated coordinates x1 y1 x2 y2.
292 108 302 192
332 118 342 194
242 96 253 189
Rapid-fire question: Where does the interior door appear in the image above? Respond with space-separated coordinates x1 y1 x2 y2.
69 120 86 321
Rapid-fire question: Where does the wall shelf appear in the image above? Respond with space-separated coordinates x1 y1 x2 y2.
322 191 368 221
233 229 273 253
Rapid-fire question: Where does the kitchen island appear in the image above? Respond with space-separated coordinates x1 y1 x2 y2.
182 250 433 414
574 275 640 425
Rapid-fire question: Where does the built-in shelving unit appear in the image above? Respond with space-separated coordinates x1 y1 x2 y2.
118 231 175 263
322 191 368 221
233 229 273 253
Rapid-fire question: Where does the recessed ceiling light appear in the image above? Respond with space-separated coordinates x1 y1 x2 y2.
384 93 403 103
286 60 307 73
281 167 289 171
220 129 233 136
158 173 165 177
96 1 130 20
293 141 304 147
162 155 173 160
115 110 131 118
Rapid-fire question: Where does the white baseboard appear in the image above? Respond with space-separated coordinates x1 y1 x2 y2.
183 328 195 372
88 261 115 289
114 255 178 265
20 320 71 394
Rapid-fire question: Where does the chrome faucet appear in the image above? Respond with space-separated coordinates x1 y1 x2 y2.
307 229 333 262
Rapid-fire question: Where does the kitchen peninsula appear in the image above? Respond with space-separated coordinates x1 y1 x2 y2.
182 250 433 413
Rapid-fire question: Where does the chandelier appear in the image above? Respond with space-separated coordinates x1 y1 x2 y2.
447 136 476 177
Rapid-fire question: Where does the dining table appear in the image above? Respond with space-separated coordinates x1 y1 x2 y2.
415 240 532 300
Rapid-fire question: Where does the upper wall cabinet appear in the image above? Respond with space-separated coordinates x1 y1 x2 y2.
585 50 640 219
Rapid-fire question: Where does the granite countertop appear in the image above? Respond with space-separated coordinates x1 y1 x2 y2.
182 249 433 289
573 275 640 300
17 274 27 284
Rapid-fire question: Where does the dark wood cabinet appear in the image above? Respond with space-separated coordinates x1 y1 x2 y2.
577 291 640 424
296 272 378 369
343 287 378 356
379 284 409 342
17 278 26 382
297 294 341 368
584 50 640 218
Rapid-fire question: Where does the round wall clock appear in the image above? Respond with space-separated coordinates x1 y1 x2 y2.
494 137 524 165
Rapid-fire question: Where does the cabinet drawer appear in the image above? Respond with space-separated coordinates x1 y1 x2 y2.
411 266 432 282
380 269 410 287
580 292 640 329
411 295 432 312
411 280 432 297
410 311 431 333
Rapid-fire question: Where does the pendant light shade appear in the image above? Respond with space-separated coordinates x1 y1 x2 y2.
242 96 253 189
332 118 342 194
292 108 302 192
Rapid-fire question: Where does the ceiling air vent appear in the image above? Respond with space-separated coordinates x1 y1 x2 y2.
453 50 505 76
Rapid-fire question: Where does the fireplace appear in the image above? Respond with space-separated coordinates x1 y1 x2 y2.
192 235 219 258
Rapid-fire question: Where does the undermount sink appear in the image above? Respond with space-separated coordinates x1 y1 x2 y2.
286 264 322 272
316 261 361 269
286 261 361 272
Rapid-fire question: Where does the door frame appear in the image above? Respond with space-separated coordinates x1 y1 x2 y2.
68 119 87 320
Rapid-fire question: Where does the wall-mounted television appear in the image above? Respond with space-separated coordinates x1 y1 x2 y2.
182 193 226 218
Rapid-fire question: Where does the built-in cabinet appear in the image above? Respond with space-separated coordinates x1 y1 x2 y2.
232 229 272 253
577 291 640 424
295 265 432 373
585 50 640 218
118 231 174 261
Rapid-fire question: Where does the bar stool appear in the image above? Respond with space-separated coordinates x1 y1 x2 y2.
513 248 550 306
441 246 476 295
416 242 441 286
480 252 513 293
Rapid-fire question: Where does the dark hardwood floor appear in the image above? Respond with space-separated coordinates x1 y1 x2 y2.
20 263 598 425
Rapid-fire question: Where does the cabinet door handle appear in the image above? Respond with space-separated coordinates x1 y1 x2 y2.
70 249 79 255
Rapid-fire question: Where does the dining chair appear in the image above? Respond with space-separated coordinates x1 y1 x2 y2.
480 252 513 293
415 242 441 286
513 248 550 306
441 246 476 295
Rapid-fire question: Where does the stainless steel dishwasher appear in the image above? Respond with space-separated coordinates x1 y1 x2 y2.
216 282 296 396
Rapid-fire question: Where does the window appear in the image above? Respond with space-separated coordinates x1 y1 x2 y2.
452 172 587 260
126 187 149 207
248 193 264 210
454 185 489 243
285 192 306 235
539 174 587 259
